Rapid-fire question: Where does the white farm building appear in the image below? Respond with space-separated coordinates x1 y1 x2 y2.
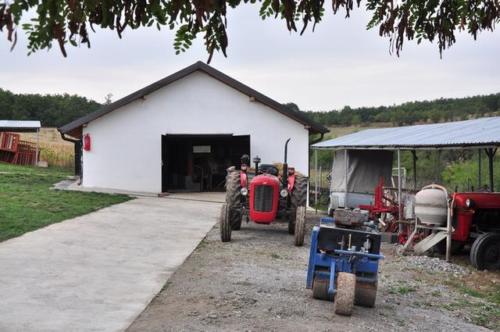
59 62 328 194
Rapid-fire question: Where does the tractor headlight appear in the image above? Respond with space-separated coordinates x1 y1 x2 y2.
240 187 248 196
280 189 288 198
465 198 473 208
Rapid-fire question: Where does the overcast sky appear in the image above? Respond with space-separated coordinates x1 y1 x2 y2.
1 4 499 111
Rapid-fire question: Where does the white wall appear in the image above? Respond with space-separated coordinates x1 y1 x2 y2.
82 71 310 193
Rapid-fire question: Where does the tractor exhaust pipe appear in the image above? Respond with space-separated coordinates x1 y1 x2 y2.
253 156 261 174
283 138 291 188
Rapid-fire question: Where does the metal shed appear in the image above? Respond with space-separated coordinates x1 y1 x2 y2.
0 120 41 132
313 116 500 192
313 116 500 150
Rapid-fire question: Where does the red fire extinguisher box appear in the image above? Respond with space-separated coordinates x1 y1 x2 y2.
83 134 91 151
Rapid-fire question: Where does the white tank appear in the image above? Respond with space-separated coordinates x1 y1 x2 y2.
415 185 448 226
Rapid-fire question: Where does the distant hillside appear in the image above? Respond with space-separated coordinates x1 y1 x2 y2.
2 88 499 129
299 93 500 127
0 89 100 128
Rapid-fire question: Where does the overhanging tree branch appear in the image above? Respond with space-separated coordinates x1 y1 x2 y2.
0 0 498 62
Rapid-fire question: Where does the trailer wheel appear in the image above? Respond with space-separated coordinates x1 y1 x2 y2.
312 276 334 301
470 233 500 270
355 281 377 308
289 175 308 234
294 206 306 246
220 203 231 242
225 171 243 230
334 272 355 316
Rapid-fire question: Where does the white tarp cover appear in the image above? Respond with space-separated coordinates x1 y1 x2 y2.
330 149 394 194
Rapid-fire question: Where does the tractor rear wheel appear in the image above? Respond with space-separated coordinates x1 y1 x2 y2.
225 171 243 230
312 275 334 301
470 232 500 270
334 272 356 316
288 175 308 234
294 206 306 246
220 203 231 242
355 281 377 308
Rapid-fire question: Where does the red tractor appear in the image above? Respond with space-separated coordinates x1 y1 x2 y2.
220 139 308 246
408 185 500 270
449 192 500 270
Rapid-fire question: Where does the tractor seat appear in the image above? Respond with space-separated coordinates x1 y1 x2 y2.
259 164 279 176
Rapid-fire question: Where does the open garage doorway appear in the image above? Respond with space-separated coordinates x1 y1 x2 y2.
162 134 250 192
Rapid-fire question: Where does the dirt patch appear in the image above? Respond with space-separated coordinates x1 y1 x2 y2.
128 212 498 331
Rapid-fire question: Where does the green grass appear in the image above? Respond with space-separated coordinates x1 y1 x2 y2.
0 163 131 242
443 279 500 330
445 280 500 305
388 283 417 295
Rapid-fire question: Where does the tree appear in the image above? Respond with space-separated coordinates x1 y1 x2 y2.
0 1 498 62
104 93 113 105
284 102 301 112
0 88 100 127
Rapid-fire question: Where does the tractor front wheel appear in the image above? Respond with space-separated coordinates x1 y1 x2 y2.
220 203 231 242
225 171 243 230
334 272 355 316
470 232 500 270
294 206 306 246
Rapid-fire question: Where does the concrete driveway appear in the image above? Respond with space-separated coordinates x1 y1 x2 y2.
0 195 222 332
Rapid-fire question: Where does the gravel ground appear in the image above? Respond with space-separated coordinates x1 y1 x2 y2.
128 212 499 332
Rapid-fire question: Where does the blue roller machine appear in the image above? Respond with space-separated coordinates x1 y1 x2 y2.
306 217 383 316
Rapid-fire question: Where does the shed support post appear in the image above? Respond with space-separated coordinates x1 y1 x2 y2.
344 149 348 207
434 150 442 183
411 150 417 190
35 128 40 166
478 149 482 190
485 148 497 192
319 166 322 191
397 149 403 232
314 149 318 212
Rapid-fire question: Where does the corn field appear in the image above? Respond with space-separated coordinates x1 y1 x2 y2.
20 128 74 169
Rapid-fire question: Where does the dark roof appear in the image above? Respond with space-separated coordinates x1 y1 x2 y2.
59 61 328 135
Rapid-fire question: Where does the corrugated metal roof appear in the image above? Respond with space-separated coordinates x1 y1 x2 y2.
312 117 500 150
0 120 41 131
